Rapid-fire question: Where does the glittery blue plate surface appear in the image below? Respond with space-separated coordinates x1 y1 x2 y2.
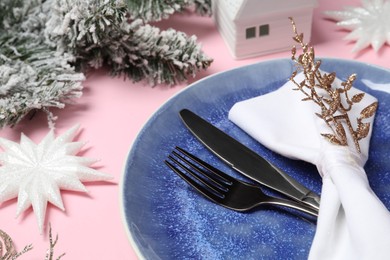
120 58 390 260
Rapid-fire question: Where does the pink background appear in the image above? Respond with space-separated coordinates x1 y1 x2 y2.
1 0 389 259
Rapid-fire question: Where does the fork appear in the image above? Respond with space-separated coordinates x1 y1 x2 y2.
165 146 318 217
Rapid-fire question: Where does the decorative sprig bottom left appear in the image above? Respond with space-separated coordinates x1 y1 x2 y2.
0 224 64 260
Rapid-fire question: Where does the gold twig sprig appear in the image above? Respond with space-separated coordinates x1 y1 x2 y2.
288 17 378 153
0 224 65 260
0 229 33 260
44 224 65 260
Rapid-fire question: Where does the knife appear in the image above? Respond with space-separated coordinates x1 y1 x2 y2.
179 109 320 211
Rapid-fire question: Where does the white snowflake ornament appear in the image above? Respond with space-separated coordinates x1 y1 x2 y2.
0 125 113 233
325 0 390 52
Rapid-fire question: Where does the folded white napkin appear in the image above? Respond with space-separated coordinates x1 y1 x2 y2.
228 72 390 259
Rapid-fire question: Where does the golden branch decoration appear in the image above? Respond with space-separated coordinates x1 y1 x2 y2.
0 229 32 260
44 224 65 260
0 225 64 260
288 17 378 153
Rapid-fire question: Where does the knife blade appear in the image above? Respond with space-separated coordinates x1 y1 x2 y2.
179 109 320 211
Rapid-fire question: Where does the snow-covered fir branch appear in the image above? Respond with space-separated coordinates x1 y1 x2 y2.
192 0 212 16
126 0 212 22
0 0 84 128
49 0 212 85
0 0 213 128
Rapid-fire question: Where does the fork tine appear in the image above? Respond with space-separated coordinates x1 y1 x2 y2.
165 159 224 202
165 146 237 200
175 146 236 185
171 148 231 191
167 149 227 192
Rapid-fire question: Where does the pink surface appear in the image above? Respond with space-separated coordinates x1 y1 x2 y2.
1 1 389 259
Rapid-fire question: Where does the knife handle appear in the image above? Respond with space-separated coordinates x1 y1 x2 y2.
302 191 321 210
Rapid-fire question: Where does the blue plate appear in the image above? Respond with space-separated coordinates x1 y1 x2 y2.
120 58 390 260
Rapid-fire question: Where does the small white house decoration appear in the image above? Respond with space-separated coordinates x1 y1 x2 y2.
212 0 318 59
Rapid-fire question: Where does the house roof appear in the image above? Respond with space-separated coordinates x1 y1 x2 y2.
224 0 245 19
228 0 318 21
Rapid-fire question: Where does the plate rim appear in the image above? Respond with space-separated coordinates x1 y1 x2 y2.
118 57 390 259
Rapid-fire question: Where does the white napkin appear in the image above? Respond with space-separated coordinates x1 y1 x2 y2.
228 72 390 259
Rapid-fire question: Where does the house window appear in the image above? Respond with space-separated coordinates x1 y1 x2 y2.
259 24 269 37
246 27 256 39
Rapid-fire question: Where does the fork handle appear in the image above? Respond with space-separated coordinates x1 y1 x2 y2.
262 197 319 217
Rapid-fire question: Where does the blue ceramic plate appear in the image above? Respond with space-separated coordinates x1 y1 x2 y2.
120 58 390 260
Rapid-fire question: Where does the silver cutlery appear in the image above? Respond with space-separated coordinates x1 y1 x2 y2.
179 109 320 211
165 146 318 217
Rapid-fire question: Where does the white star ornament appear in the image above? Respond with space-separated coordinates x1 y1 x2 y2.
325 0 390 52
0 125 113 233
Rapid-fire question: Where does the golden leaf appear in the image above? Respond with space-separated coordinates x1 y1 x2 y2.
327 101 339 116
351 93 365 103
290 71 297 78
356 122 370 140
309 47 315 60
360 102 378 119
300 80 306 87
335 121 346 137
298 54 304 64
321 133 345 145
327 72 336 84
348 73 357 83
314 61 321 70
315 112 324 119
341 74 356 90
293 34 303 43
291 46 296 56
